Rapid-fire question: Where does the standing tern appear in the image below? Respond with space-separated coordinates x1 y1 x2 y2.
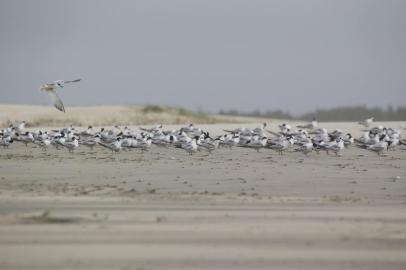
297 117 318 130
358 117 374 128
99 138 122 153
198 136 220 153
63 137 79 153
325 138 345 156
0 135 13 148
297 141 314 156
242 137 268 152
367 141 388 155
16 121 26 133
269 137 294 155
15 132 35 146
181 136 199 155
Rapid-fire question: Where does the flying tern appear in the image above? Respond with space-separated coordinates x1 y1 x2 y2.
40 78 81 112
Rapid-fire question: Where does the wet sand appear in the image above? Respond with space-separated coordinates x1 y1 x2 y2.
0 122 405 269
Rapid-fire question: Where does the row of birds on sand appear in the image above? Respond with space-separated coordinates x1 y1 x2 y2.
27 78 402 155
1 118 403 156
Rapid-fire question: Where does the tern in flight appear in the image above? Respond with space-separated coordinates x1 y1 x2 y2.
40 79 82 112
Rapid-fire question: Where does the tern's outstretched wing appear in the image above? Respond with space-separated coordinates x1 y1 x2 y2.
64 78 82 84
47 90 65 113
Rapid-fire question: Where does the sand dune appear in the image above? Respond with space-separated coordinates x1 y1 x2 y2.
0 104 263 127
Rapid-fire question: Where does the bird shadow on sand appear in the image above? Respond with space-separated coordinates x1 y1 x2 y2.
0 210 97 225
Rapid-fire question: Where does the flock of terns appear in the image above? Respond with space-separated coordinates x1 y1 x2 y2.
0 117 403 157
0 78 402 156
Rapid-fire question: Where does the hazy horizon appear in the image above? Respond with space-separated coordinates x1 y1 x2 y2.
0 102 405 117
1 0 405 114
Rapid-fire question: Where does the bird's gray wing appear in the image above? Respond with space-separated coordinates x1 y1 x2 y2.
47 90 65 113
64 78 82 84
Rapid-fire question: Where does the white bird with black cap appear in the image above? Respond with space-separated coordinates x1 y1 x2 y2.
40 78 82 112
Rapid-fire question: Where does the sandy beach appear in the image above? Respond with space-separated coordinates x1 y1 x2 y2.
2 0 406 268
0 121 406 269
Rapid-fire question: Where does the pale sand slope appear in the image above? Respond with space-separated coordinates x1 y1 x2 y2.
0 104 265 126
0 122 405 269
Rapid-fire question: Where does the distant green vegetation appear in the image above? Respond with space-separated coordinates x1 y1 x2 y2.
142 104 165 113
139 104 224 124
142 104 210 118
219 108 294 120
219 105 406 121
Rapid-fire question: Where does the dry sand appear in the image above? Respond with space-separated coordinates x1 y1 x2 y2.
0 121 406 269
0 104 263 127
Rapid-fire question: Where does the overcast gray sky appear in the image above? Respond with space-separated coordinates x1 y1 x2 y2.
0 0 405 114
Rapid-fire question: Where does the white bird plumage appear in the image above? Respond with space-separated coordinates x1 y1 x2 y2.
40 79 82 112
